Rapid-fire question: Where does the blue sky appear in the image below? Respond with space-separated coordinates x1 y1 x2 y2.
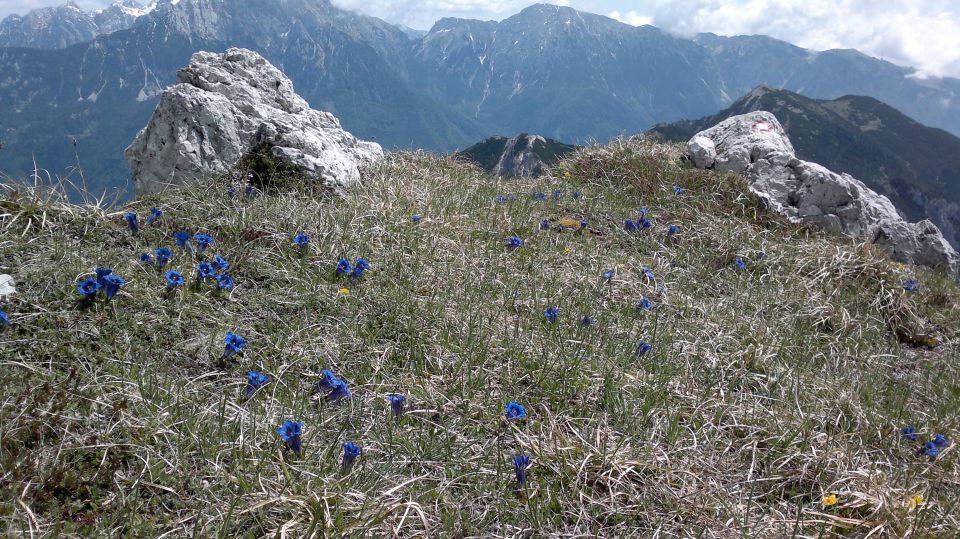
3 0 959 78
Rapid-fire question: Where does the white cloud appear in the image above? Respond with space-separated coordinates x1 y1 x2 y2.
646 0 960 78
607 10 653 27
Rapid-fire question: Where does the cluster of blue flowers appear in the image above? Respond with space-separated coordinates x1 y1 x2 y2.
313 369 352 402
336 257 370 280
140 231 234 292
902 426 952 458
76 267 125 301
124 207 163 234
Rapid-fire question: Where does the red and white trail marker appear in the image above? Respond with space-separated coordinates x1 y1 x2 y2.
751 122 772 133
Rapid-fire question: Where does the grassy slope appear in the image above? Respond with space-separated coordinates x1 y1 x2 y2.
1 140 959 537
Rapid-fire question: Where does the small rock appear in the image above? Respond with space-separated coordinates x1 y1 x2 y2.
0 274 15 297
687 135 716 169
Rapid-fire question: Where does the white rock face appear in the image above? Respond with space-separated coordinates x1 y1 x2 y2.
126 48 383 195
688 111 960 277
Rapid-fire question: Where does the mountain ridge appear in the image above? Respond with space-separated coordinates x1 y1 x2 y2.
2 0 960 201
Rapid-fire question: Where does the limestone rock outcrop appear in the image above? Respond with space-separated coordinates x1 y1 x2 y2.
688 111 959 276
126 48 382 195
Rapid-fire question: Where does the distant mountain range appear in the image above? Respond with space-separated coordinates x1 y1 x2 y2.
2 0 960 200
648 86 960 250
457 134 577 177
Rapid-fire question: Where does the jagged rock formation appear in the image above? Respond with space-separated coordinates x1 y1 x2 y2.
688 112 959 276
125 48 383 195
457 134 577 177
649 85 960 250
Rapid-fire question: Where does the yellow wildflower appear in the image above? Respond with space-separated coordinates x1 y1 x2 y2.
339 288 350 295
563 171 571 177
909 495 924 509
822 494 838 507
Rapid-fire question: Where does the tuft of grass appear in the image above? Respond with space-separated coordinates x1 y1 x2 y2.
1 139 958 537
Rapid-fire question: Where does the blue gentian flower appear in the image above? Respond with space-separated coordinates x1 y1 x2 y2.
673 185 684 194
641 267 655 281
636 341 653 357
603 270 615 282
496 194 509 204
197 261 215 280
532 192 547 200
223 332 246 360
351 257 369 279
544 307 560 323
922 441 939 458
573 191 583 200
667 224 681 237
336 258 352 277
77 278 101 298
735 257 747 270
581 315 597 327
901 426 917 442
553 189 562 199
513 454 530 486
244 370 270 397
540 219 551 230
326 379 352 402
245 185 260 199
624 220 638 233
933 434 951 447
139 253 153 265
505 401 527 420
411 214 423 223
124 212 139 234
173 231 191 249
165 270 185 289
103 274 125 300
0 308 10 326
638 207 648 217
293 233 310 248
212 255 230 272
506 236 523 250
638 216 653 229
342 441 362 468
215 273 234 290
276 420 303 452
95 267 113 286
638 297 652 311
155 247 172 268
146 207 162 226
386 394 406 417
315 369 340 394
579 219 588 230
904 279 918 293
194 234 214 254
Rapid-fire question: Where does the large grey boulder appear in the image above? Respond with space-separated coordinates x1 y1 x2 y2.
688 111 959 276
126 48 382 195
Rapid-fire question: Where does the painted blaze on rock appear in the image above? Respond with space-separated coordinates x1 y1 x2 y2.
125 48 383 196
688 111 959 277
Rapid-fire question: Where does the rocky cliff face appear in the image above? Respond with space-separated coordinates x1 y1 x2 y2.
0 1 151 49
457 134 577 177
688 112 959 276
125 48 382 195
